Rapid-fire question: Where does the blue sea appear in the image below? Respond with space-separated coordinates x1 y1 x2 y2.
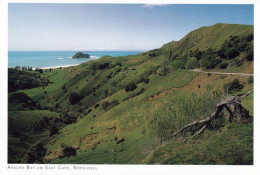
8 51 142 69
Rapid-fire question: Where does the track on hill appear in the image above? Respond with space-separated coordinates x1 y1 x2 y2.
190 69 253 76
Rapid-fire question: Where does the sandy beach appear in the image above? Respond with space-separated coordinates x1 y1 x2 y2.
33 64 80 70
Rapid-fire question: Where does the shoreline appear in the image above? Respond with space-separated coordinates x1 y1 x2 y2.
33 64 80 70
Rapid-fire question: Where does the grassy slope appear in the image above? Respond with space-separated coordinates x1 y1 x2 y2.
9 23 254 164
44 66 253 164
162 23 253 55
8 110 61 163
42 24 254 164
18 69 68 101
147 122 253 165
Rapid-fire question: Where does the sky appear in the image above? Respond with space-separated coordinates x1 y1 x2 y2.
8 4 254 51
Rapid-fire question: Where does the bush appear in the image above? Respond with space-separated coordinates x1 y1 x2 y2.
125 83 137 92
200 57 221 69
234 58 243 67
62 146 77 157
8 68 41 92
223 79 244 94
200 48 221 69
144 78 150 84
158 66 169 76
248 76 253 84
245 43 253 61
219 62 228 69
49 125 59 136
94 103 100 108
62 113 77 124
9 92 33 104
172 59 185 70
102 101 110 111
185 57 197 69
109 100 120 109
69 92 83 105
27 143 46 163
102 100 120 111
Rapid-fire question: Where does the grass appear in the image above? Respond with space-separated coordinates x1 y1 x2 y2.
18 69 68 101
8 23 254 164
148 122 253 165
43 65 253 164
8 110 61 163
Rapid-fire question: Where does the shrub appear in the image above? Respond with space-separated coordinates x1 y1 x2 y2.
8 68 41 92
109 99 120 109
219 62 228 69
9 92 33 104
27 143 46 163
144 78 150 84
102 101 110 111
94 103 100 108
234 58 243 67
62 146 77 157
49 125 59 136
185 57 197 69
245 43 253 61
200 57 221 69
248 76 253 84
125 83 137 92
158 66 169 76
102 100 120 111
63 113 77 124
223 79 244 94
69 92 82 105
38 69 43 73
124 88 145 101
108 87 118 96
172 59 185 70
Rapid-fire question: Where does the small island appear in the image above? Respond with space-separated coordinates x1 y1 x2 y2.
72 52 90 59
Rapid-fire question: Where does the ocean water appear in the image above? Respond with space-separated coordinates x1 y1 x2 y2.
8 51 142 68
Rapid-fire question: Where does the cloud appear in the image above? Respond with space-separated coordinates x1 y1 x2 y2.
141 4 168 9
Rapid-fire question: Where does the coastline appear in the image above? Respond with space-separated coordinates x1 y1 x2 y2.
33 64 80 70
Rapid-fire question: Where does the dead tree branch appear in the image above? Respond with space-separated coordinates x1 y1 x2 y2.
171 91 252 141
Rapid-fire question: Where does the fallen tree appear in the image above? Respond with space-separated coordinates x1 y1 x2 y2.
171 91 252 142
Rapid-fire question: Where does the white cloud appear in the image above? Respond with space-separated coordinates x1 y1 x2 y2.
141 4 168 9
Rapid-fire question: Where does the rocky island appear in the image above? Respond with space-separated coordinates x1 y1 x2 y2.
72 52 90 59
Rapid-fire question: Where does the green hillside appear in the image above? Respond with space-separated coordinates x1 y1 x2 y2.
8 23 254 164
161 23 253 56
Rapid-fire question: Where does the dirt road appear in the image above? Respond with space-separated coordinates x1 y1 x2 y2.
190 69 253 76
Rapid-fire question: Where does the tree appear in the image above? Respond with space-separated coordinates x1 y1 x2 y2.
185 57 198 69
244 43 253 61
125 83 137 92
172 59 185 70
223 79 244 94
14 66 21 70
200 48 221 69
49 125 59 136
69 92 83 105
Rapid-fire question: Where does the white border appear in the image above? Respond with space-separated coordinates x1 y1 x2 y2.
1 0 259 175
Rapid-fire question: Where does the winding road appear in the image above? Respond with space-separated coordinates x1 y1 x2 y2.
190 69 253 76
